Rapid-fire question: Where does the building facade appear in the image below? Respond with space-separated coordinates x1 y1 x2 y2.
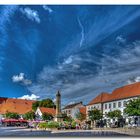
86 82 140 126
35 107 56 120
62 102 84 119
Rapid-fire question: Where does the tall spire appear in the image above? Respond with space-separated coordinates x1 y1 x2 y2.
56 90 61 96
54 90 63 122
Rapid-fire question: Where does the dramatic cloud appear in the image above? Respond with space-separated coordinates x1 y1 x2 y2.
1 6 140 105
12 73 32 86
20 7 40 23
18 94 40 100
28 39 140 104
42 5 53 13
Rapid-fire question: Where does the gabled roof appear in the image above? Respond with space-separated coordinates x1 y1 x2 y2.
39 107 56 116
63 102 83 110
0 98 35 114
88 82 140 105
110 82 140 101
88 92 110 105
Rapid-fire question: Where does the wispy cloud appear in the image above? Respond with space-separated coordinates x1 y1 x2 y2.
63 55 73 65
12 73 32 86
0 5 18 71
28 39 140 104
77 17 84 47
42 5 53 13
116 35 126 45
20 7 40 23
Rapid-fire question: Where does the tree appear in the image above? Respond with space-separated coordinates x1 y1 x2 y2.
42 113 53 121
23 111 36 120
76 112 86 122
5 112 20 119
107 110 122 119
88 109 102 127
32 98 56 111
63 115 73 122
88 109 102 121
32 101 40 111
124 98 140 116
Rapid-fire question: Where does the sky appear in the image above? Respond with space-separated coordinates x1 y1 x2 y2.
0 5 140 105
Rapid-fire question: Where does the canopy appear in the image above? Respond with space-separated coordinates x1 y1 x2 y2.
2 119 28 123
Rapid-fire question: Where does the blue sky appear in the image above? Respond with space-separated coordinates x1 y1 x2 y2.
0 5 140 105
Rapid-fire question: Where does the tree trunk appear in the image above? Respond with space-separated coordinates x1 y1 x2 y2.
91 121 94 129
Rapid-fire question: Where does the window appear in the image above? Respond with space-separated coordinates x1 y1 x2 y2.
105 104 107 109
123 101 127 107
118 102 122 107
113 103 116 108
109 103 111 109
68 110 71 114
91 106 94 110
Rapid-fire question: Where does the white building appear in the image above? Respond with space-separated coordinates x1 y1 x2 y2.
86 82 140 126
62 102 84 119
35 107 56 120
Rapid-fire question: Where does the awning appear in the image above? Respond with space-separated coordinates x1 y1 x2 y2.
2 119 28 123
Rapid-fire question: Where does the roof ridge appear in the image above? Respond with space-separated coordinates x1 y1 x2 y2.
88 82 140 105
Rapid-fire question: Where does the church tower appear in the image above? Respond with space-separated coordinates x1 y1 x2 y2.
56 90 61 116
55 90 63 122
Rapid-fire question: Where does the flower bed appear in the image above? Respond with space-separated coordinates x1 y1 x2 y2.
38 121 59 130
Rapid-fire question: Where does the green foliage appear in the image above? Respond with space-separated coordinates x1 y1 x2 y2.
124 98 140 116
32 101 40 111
38 121 59 129
107 110 122 119
76 112 86 121
46 121 59 129
71 121 76 128
63 115 73 122
5 112 20 119
32 98 56 111
88 109 102 121
42 113 53 121
38 122 47 129
23 111 36 120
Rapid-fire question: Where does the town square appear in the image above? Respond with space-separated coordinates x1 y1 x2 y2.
0 4 140 137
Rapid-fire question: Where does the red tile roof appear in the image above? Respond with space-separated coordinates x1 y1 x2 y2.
88 82 140 105
39 107 56 116
110 82 140 101
88 92 110 105
0 98 35 114
79 107 86 115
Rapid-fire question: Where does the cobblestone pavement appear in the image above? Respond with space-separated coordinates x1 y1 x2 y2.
0 127 129 137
